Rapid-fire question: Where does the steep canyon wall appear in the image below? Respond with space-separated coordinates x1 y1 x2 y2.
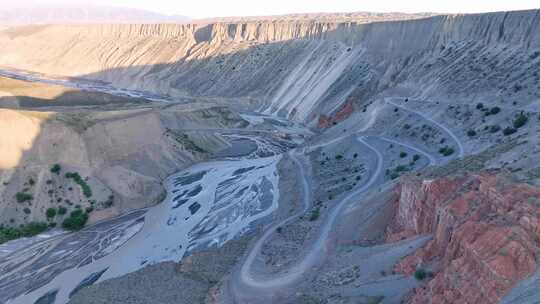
1 10 539 123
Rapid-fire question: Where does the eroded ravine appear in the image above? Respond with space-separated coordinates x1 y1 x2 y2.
0 71 464 304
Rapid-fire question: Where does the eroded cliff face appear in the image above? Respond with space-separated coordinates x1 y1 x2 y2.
1 10 539 124
387 172 540 304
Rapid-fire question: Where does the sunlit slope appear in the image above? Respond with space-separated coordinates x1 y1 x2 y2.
0 10 539 124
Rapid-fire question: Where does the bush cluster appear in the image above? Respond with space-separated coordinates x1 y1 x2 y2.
46 207 57 219
439 146 455 156
309 208 320 221
503 127 517 135
467 130 477 137
65 172 92 197
50 164 61 175
15 192 33 203
0 222 48 244
513 113 528 129
62 210 88 231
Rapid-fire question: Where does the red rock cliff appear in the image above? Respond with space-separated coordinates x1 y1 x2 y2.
317 99 354 129
387 172 540 304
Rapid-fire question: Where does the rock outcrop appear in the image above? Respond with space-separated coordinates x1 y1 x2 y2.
387 172 540 304
317 99 354 128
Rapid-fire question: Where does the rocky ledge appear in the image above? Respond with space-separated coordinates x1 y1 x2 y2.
387 171 540 304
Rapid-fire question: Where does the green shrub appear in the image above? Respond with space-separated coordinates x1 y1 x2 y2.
335 155 343 160
412 154 421 162
58 206 67 215
489 125 501 133
309 208 320 221
65 172 92 198
46 208 57 219
513 113 528 129
395 165 408 172
15 192 33 203
390 172 400 180
503 127 517 135
23 208 31 214
0 222 48 244
467 130 477 137
22 222 47 235
399 151 408 158
476 103 484 109
50 164 61 175
62 210 88 231
439 146 455 156
414 269 427 280
489 107 501 115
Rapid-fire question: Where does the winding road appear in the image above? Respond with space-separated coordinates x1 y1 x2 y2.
235 136 384 294
231 95 464 299
232 119 451 300
378 136 438 165
385 97 465 157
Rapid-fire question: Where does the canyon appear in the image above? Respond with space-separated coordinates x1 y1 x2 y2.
0 9 539 304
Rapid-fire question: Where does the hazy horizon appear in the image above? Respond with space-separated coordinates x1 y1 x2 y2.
2 0 539 19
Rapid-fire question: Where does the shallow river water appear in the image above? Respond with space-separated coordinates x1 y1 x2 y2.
0 155 282 304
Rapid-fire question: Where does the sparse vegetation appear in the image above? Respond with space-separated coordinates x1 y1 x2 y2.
46 207 57 219
513 113 528 129
309 208 320 221
388 165 410 180
489 125 501 133
0 222 48 245
503 127 517 135
439 146 455 156
50 164 61 175
58 206 67 215
15 192 33 203
489 107 500 115
414 269 427 280
395 165 408 172
65 172 92 197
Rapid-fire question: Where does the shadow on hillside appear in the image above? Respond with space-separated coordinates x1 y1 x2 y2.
0 87 151 109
